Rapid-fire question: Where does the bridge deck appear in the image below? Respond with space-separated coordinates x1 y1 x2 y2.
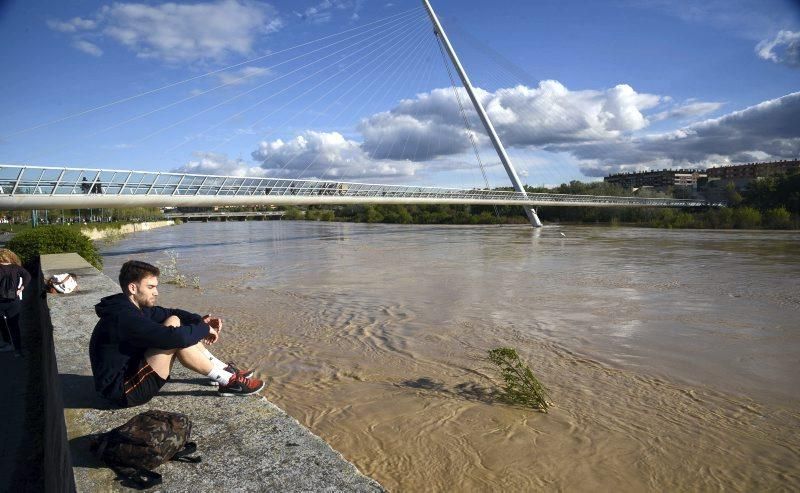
0 165 717 209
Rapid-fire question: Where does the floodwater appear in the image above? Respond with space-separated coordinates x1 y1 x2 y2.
100 221 800 491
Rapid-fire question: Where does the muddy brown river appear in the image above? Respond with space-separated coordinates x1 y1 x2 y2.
101 221 800 491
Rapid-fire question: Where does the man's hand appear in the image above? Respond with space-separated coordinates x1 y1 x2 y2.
203 327 219 345
202 314 223 332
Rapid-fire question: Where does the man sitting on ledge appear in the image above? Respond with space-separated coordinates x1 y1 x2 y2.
90 260 264 407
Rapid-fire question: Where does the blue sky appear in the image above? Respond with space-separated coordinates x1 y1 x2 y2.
1 0 798 188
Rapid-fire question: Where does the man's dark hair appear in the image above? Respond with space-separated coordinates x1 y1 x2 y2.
119 260 160 293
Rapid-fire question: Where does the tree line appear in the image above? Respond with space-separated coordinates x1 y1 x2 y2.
3 171 797 230
282 171 800 230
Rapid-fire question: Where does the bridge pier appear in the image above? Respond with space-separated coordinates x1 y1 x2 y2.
527 207 543 228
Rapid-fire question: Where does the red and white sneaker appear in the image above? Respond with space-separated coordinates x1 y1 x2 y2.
209 362 255 386
225 362 255 379
218 373 265 397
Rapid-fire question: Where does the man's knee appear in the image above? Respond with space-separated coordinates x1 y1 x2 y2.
163 315 181 327
145 347 178 379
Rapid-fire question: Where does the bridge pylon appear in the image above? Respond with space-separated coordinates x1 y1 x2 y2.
421 0 543 228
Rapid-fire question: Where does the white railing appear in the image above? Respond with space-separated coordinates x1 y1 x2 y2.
0 165 719 209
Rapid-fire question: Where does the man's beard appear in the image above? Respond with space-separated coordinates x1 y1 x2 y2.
136 294 156 308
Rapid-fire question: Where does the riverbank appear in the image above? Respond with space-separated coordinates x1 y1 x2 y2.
79 220 175 240
276 204 800 230
0 220 176 246
99 221 800 491
43 253 383 491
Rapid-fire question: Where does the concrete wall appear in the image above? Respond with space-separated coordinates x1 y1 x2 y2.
42 253 383 492
37 262 78 492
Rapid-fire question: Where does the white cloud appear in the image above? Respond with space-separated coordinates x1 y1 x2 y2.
178 85 798 183
102 0 282 62
46 17 97 33
295 0 356 24
756 30 800 68
566 91 800 176
215 66 271 85
174 152 268 177
358 81 664 161
49 0 283 63
651 100 725 121
72 40 103 57
251 130 419 179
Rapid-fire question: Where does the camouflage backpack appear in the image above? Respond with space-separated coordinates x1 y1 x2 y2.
90 410 201 489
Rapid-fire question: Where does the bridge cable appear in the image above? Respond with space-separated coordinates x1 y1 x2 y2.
319 22 436 182
201 18 429 164
447 26 590 189
273 20 432 177
433 31 500 218
295 27 435 179
318 21 437 181
165 14 429 156
314 22 437 182
4 6 425 139
26 13 426 164
131 14 427 147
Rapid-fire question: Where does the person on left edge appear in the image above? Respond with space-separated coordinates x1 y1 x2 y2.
0 248 31 357
90 260 264 407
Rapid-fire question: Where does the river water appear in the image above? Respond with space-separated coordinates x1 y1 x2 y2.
100 221 800 491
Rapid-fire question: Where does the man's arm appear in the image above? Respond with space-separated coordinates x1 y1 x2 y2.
117 311 210 349
149 305 204 325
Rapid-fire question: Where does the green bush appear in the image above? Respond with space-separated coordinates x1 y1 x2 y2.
6 225 102 269
283 206 304 220
763 207 792 229
487 347 550 412
733 207 761 229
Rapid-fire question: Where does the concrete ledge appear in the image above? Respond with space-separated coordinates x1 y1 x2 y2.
42 254 383 492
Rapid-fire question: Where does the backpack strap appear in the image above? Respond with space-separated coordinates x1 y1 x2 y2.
111 465 163 490
170 441 202 463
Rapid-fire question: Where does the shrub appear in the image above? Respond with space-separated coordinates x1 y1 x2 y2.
487 347 550 412
157 250 188 287
733 207 761 229
283 206 304 220
6 225 102 269
763 207 792 229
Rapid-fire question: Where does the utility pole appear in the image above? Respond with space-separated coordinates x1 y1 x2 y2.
421 0 542 227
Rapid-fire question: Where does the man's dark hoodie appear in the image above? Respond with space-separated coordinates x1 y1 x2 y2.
89 293 210 402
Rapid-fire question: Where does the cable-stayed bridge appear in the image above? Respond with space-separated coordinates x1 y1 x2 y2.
0 2 722 226
0 165 712 210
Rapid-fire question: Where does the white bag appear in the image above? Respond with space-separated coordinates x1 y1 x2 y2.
49 273 78 294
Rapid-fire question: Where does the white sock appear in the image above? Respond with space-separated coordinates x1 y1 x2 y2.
207 367 235 385
201 347 228 371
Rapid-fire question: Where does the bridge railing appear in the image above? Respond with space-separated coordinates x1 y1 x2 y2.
0 165 717 207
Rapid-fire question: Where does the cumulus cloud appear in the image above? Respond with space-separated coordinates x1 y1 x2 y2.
567 91 800 176
48 0 283 63
251 130 418 179
756 30 800 68
173 152 268 177
175 84 797 183
73 40 103 57
358 81 664 161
